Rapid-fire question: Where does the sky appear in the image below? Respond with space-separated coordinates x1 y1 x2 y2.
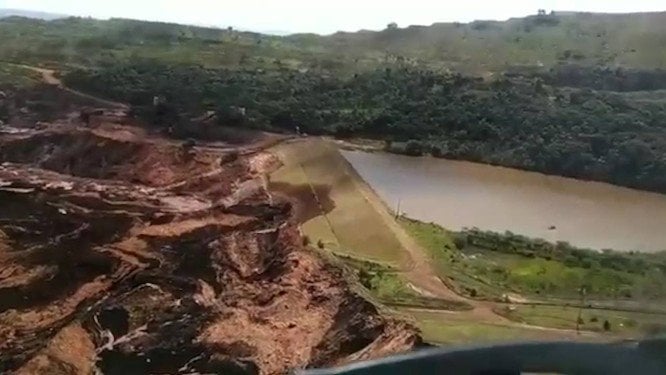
1 0 665 34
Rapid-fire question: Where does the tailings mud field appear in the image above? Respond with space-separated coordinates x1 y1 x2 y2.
0 88 419 374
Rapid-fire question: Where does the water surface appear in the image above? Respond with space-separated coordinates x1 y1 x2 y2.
342 150 666 252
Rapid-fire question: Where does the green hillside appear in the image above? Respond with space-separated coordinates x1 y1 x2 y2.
1 12 666 194
2 11 666 73
303 11 666 74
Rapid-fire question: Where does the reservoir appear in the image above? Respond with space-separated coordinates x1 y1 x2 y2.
341 150 666 252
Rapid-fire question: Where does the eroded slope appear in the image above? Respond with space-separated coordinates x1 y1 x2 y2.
0 110 419 374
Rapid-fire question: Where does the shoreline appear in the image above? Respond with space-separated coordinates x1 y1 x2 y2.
339 145 666 253
332 137 666 197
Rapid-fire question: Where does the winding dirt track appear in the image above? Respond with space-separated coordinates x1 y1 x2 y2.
11 63 128 109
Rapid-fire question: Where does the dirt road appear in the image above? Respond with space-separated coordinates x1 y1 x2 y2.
10 63 128 109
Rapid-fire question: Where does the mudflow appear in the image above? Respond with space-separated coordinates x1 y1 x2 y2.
0 86 420 374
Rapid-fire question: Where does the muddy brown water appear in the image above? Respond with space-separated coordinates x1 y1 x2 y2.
341 150 666 252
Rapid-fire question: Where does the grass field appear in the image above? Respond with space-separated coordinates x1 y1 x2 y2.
407 310 584 345
336 254 472 311
400 217 666 303
399 218 507 299
496 304 666 338
270 138 409 266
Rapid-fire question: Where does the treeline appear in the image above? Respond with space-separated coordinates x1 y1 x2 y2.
64 61 666 193
507 64 666 92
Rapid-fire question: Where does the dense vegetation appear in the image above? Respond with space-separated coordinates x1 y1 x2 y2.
2 14 666 192
63 62 666 193
402 218 666 301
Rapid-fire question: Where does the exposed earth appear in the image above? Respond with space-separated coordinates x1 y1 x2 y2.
0 81 420 374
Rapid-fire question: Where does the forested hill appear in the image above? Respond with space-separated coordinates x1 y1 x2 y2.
297 11 666 74
1 12 666 194
2 11 666 73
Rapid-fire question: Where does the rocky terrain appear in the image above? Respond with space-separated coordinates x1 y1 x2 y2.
0 91 419 374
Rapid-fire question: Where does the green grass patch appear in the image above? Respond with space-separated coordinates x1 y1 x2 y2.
400 217 506 299
335 254 472 311
400 217 666 302
496 304 666 338
410 310 552 345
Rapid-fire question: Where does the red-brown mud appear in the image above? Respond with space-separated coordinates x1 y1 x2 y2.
0 97 419 374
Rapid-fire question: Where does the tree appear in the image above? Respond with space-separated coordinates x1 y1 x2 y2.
217 105 247 127
603 320 611 331
387 22 398 30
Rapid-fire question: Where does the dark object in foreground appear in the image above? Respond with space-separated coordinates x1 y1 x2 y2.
299 338 666 375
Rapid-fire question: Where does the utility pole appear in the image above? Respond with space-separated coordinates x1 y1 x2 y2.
576 286 586 335
395 198 401 219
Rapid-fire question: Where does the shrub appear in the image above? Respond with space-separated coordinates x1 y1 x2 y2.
453 234 467 250
404 140 424 156
302 235 310 246
358 268 373 289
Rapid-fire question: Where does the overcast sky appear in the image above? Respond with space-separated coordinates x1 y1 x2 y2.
1 0 665 34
